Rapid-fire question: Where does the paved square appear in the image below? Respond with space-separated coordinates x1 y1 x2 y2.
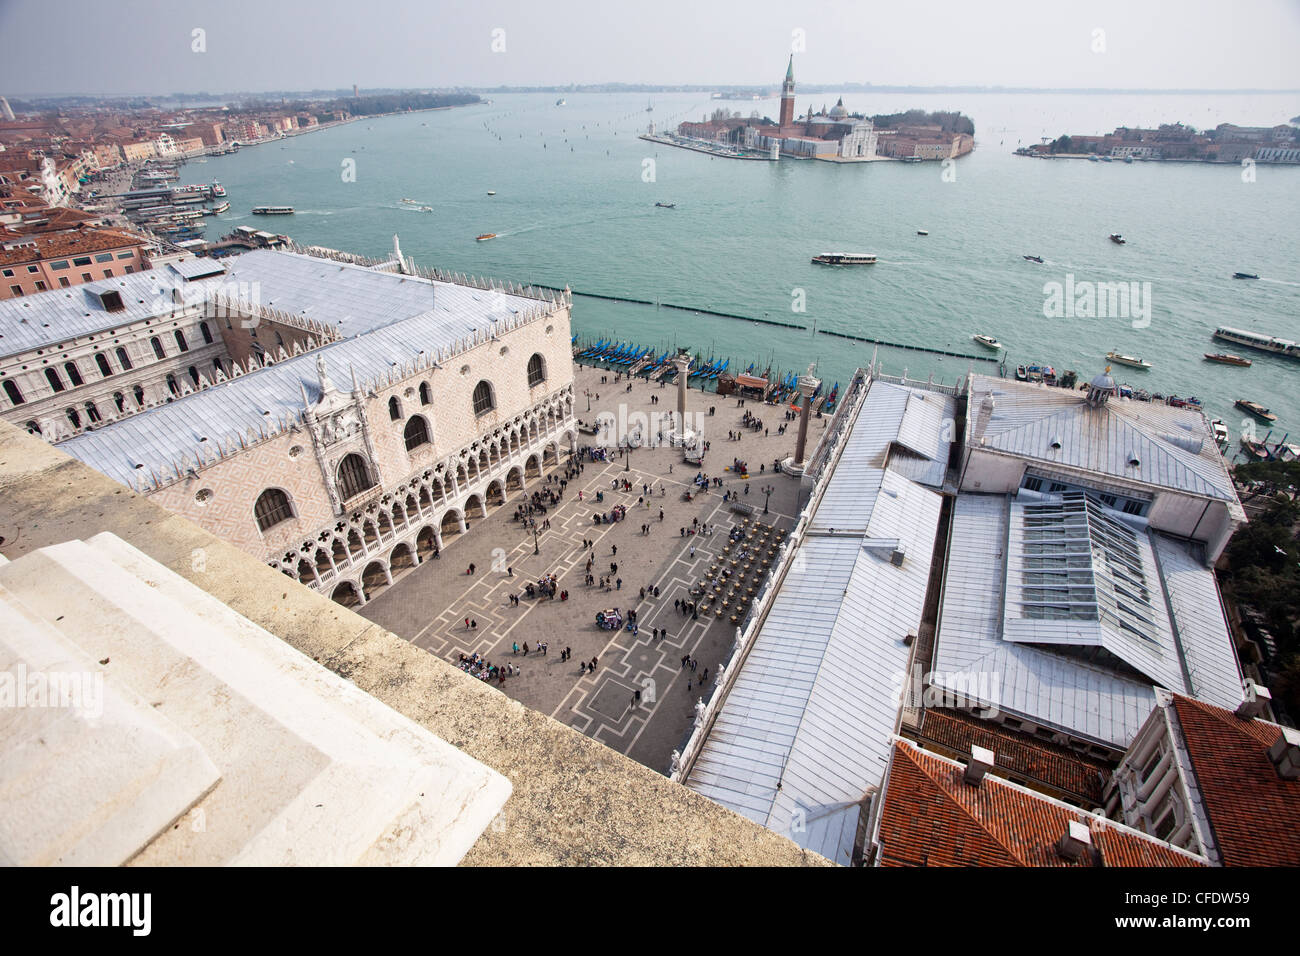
358 361 826 774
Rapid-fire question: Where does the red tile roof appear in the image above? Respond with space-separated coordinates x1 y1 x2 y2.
1171 695 1300 866
0 227 146 266
914 709 1111 804
876 741 1205 867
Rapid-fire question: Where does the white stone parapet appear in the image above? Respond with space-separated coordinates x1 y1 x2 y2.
0 533 511 866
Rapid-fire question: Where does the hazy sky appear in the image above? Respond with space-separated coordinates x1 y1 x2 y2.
2 0 1299 96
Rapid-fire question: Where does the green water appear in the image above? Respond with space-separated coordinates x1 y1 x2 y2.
193 91 1300 444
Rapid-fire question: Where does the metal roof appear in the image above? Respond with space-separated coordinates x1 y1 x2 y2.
931 492 1243 750
686 378 951 865
0 269 228 354
968 374 1238 503
53 250 555 489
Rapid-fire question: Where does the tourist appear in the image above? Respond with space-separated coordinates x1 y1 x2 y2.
512 642 519 655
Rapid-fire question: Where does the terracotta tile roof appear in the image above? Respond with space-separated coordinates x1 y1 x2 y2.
876 741 1205 867
1171 695 1300 866
0 227 146 266
914 709 1111 804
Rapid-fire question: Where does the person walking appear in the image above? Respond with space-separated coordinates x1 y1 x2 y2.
512 642 519 655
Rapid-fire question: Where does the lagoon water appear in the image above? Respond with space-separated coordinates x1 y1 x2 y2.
195 91 1300 442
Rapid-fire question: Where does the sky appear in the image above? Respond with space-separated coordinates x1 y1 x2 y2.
1 0 1299 96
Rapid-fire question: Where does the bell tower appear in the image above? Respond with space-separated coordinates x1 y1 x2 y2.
779 55 796 128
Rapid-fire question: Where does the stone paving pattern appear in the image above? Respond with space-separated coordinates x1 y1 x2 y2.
359 363 831 773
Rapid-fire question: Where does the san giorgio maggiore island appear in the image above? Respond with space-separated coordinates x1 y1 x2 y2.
640 55 975 163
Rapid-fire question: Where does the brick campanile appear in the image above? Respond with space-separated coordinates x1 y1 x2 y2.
779 55 795 129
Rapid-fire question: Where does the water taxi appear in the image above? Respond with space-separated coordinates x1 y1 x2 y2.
654 201 677 209
972 334 1002 350
1232 272 1259 280
1240 436 1271 460
1210 419 1229 452
1105 350 1151 369
1235 399 1277 423
1203 353 1252 367
1022 254 1044 263
1109 233 1126 244
916 229 929 236
811 253 877 265
487 190 496 196
251 205 293 215
475 233 497 242
400 198 420 205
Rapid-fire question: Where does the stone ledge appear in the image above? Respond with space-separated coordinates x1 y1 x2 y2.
0 421 827 866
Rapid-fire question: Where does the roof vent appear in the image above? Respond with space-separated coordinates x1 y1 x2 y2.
890 546 906 567
1235 679 1273 719
902 630 917 646
1267 727 1300 780
97 289 125 313
1049 436 1062 451
1127 455 1141 468
964 745 995 786
1057 819 1093 862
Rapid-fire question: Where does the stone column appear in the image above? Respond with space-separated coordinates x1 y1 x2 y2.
669 349 694 447
781 365 820 477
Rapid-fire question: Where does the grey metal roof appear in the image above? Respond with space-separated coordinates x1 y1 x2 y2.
968 374 1238 503
686 378 950 865
0 269 228 354
219 249 538 337
931 492 1243 750
54 250 554 489
167 258 228 280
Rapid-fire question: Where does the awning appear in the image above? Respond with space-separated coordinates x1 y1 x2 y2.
735 374 768 390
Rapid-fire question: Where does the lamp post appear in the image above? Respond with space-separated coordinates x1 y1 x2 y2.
532 522 540 555
585 388 592 412
762 484 775 514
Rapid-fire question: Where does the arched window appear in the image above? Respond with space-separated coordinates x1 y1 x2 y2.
337 453 374 501
403 416 430 451
25 420 40 435
95 353 112 377
132 384 145 407
174 330 189 352
200 321 213 345
150 336 166 360
65 407 80 429
45 368 65 393
472 380 495 416
84 401 101 424
254 488 294 532
3 380 23 406
527 353 546 387
64 362 84 387
166 374 179 396
115 347 133 370
113 391 126 413
419 381 431 405
388 395 402 421
188 365 200 387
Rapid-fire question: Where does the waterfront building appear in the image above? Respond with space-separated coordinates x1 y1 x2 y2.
676 366 1252 865
0 226 149 299
0 243 576 605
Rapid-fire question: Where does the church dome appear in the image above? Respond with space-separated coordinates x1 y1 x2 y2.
828 98 848 120
1090 369 1116 392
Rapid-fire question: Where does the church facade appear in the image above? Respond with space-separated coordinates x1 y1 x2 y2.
0 241 577 606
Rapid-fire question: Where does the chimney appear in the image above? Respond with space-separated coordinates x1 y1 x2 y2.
964 745 995 786
1235 680 1273 719
1267 727 1300 781
890 545 906 567
1057 819 1093 862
